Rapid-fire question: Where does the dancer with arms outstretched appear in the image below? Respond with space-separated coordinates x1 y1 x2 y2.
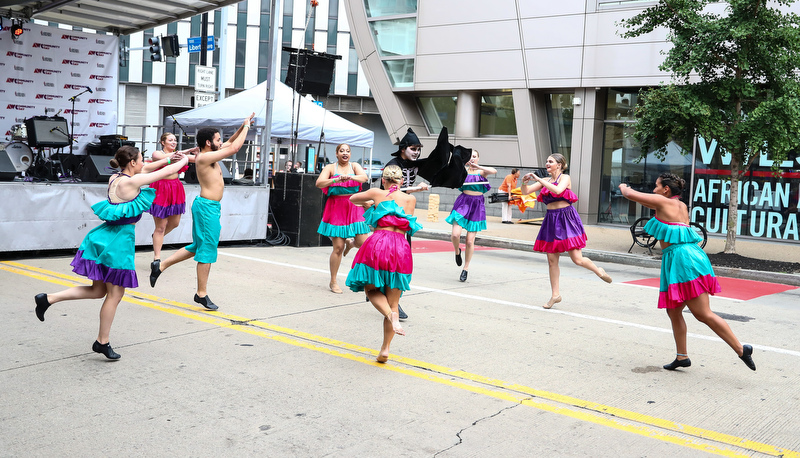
619 173 755 371
150 113 255 311
35 146 189 359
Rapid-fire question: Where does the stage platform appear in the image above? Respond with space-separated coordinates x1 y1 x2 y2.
0 181 269 252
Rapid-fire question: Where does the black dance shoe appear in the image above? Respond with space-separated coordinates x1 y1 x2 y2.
739 344 756 371
194 294 219 311
149 260 161 287
398 305 408 321
455 248 462 267
92 341 121 360
459 270 468 282
663 357 691 370
35 293 51 322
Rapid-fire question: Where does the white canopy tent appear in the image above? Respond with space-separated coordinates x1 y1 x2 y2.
173 80 374 148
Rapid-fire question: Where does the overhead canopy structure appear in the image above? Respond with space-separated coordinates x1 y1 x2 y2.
0 0 241 35
173 80 375 148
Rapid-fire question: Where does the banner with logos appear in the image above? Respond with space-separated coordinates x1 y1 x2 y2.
0 22 118 155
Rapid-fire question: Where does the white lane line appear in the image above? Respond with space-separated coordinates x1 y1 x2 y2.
219 250 800 358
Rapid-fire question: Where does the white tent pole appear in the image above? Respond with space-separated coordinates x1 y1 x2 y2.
259 0 280 186
218 7 229 102
368 147 374 188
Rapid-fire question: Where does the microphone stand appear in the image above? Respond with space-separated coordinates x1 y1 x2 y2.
49 127 74 179
67 87 91 157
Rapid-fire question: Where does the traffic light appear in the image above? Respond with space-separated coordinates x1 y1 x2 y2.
162 34 180 58
148 36 162 62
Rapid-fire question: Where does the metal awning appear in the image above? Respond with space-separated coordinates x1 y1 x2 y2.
0 0 243 36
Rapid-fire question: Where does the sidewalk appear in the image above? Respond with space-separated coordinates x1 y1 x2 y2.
415 210 800 287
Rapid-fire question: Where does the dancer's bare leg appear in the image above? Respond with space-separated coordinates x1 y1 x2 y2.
463 231 477 270
567 249 610 281
450 225 462 253
685 294 745 356
46 280 107 305
546 252 561 298
385 288 404 336
353 233 367 249
367 287 395 362
160 247 195 272
666 306 689 359
97 284 125 344
329 237 345 292
151 216 168 260
196 262 211 298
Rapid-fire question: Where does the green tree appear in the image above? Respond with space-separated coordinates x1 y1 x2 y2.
621 0 800 253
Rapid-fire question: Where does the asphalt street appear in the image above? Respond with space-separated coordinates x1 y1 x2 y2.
2 236 799 457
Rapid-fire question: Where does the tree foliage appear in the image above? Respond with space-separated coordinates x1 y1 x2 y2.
620 0 800 252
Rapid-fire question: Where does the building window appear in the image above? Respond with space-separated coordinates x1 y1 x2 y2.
382 59 414 88
365 0 417 17
369 17 416 57
597 88 693 224
418 96 457 133
365 1 417 89
545 93 574 160
480 94 516 136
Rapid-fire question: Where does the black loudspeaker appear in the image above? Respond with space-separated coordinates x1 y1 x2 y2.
81 155 117 183
284 49 339 97
0 151 18 181
183 163 232 185
270 172 331 247
24 116 71 148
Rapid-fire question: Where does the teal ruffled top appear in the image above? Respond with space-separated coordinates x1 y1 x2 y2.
644 217 702 244
364 200 422 236
92 188 156 223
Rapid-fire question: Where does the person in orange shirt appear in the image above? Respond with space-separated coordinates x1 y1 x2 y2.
498 169 519 223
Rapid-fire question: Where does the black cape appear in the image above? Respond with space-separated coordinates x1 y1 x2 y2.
417 127 471 188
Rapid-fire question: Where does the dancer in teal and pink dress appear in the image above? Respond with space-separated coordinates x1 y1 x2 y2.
316 143 370 294
619 172 755 371
34 146 189 360
346 165 421 363
521 153 612 309
446 150 497 282
147 132 199 262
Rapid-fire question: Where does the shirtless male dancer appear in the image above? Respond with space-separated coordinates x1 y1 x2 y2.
150 113 255 310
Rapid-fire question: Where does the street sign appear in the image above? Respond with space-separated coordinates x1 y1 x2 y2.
194 65 216 93
194 91 215 107
187 36 215 53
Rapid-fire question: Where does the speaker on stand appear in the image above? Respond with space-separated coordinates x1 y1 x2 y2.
283 47 340 97
282 47 341 165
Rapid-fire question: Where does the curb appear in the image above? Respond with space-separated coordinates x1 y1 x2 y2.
415 229 800 287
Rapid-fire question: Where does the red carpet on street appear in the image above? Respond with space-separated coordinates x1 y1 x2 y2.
412 240 502 253
624 276 797 301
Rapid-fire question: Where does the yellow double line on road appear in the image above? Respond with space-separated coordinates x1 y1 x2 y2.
3 260 797 458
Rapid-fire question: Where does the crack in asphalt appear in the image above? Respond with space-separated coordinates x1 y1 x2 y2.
433 401 525 457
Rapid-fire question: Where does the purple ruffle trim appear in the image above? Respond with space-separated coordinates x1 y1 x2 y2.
70 251 138 288
148 203 186 218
